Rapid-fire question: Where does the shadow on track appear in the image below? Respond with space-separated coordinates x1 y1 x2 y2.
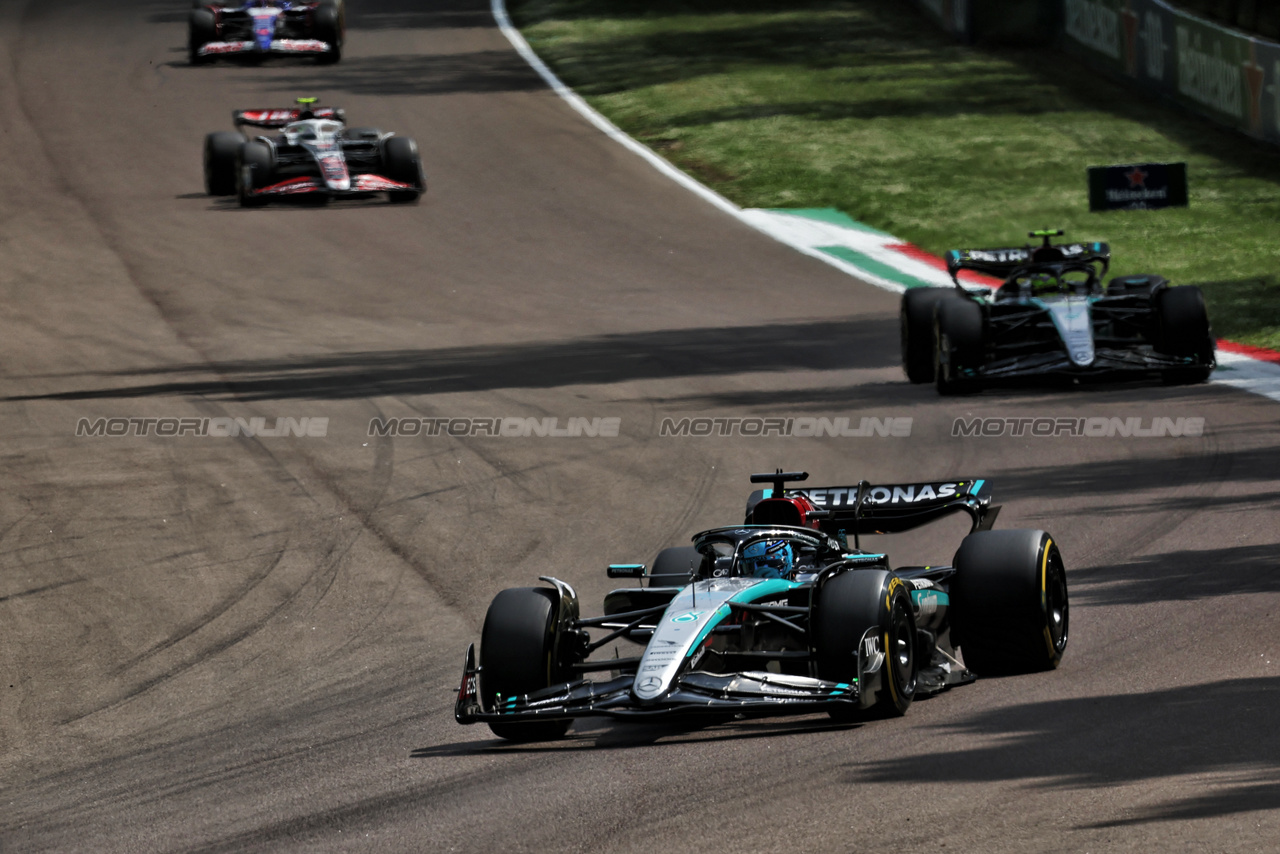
6 317 896 401
996 444 1280 506
1073 542 1280 605
257 51 544 96
844 676 1280 827
412 714 859 756
347 0 495 31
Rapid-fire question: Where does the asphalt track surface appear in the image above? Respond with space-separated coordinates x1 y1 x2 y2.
1 0 1279 850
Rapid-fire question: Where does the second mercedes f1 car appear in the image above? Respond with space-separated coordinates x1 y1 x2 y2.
900 230 1216 394
203 99 427 206
189 1 344 65
455 470 1068 741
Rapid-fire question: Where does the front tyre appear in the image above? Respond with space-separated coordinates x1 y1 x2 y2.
901 287 957 383
382 135 425 204
236 141 272 208
188 8 216 65
204 131 244 195
814 569 916 720
951 529 1068 675
313 3 344 64
479 587 572 742
934 297 984 395
1155 286 1214 384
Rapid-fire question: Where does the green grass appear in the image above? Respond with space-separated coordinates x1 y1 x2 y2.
510 0 1280 349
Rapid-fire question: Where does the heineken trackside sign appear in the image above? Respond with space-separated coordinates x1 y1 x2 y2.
1060 0 1280 147
1087 162 1187 211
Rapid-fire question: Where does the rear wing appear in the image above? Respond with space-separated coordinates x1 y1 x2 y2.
233 107 345 128
945 242 1110 285
750 479 999 536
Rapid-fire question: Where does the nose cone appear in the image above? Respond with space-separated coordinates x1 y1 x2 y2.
317 152 351 191
252 12 276 51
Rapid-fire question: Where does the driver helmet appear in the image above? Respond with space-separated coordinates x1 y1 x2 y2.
741 539 794 579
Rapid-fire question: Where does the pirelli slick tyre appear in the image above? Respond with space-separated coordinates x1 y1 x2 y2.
188 8 216 65
382 136 424 204
479 587 572 742
236 142 273 208
313 3 344 64
934 297 984 395
648 546 703 588
204 132 244 196
1155 286 1214 385
951 529 1068 675
901 287 958 384
815 569 916 720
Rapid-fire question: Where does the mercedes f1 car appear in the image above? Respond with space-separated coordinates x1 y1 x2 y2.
203 99 426 206
455 470 1068 741
900 230 1216 394
189 1 344 65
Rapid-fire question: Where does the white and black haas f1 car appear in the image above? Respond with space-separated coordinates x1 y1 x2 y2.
455 470 1068 741
203 99 426 206
900 230 1216 394
189 1 344 65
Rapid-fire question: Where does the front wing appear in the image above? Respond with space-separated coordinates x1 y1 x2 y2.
247 174 418 198
454 644 860 724
965 346 1212 381
196 39 332 58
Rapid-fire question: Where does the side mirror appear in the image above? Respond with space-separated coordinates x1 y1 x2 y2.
607 563 646 579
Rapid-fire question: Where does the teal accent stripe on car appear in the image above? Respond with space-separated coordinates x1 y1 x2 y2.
684 579 802 655
686 603 733 654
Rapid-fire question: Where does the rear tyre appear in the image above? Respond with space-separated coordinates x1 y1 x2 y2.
1155 286 1214 384
382 135 425 204
901 287 957 383
188 8 216 65
934 297 984 395
951 529 1068 675
203 131 244 195
313 4 344 64
236 141 272 208
479 587 572 741
814 569 916 720
648 546 703 588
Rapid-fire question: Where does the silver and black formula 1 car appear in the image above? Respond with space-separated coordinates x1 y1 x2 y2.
189 1 344 65
900 230 1216 394
203 98 427 206
455 470 1068 741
